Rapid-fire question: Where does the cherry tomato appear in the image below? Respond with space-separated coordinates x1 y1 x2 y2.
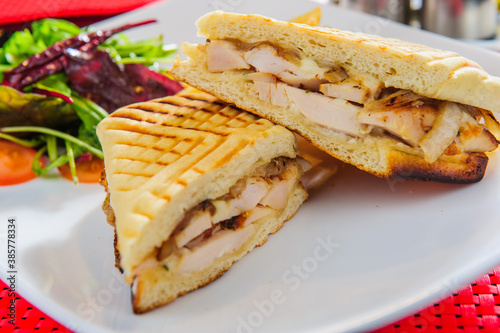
58 156 104 183
0 140 41 186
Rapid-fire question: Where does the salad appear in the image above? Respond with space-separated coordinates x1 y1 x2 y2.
0 18 183 185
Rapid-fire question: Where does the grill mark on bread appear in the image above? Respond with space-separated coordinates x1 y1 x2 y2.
179 95 227 107
114 157 172 166
192 167 204 174
176 179 188 187
214 139 251 168
155 97 225 113
125 105 185 117
151 136 228 200
110 135 207 192
115 100 261 132
121 134 212 201
112 106 258 133
114 141 178 151
155 100 218 114
109 115 231 137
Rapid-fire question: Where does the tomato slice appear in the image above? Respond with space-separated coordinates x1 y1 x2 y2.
0 140 41 186
58 156 104 183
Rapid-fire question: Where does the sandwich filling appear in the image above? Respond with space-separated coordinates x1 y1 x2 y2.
132 157 302 276
203 39 499 163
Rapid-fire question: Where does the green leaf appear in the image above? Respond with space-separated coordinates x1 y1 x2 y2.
71 93 108 132
34 152 68 176
0 126 103 159
70 123 101 158
0 132 42 147
102 34 177 67
0 86 77 128
65 141 78 184
3 29 46 65
32 146 47 176
0 48 8 65
32 73 72 98
46 135 58 162
31 19 81 47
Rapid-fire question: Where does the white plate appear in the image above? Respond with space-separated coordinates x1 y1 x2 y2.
2 0 500 332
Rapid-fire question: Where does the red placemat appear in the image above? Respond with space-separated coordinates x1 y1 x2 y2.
0 0 162 31
1 267 499 332
0 0 161 26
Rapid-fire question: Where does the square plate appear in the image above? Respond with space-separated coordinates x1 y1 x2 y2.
1 0 500 332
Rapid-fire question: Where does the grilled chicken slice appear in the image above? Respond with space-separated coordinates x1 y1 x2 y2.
244 43 328 90
254 80 363 137
176 224 255 274
206 40 250 72
212 179 270 224
456 111 499 153
174 211 212 248
319 78 382 104
358 105 437 147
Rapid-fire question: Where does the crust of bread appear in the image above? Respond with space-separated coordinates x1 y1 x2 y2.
194 11 500 121
168 11 500 183
131 174 307 314
96 88 300 277
386 150 488 183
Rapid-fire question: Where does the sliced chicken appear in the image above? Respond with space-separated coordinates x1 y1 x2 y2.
174 210 212 248
357 104 437 147
176 224 255 274
259 177 294 210
244 44 328 90
211 179 270 224
242 205 275 227
282 83 364 137
459 128 499 152
206 40 250 72
244 72 276 83
320 81 369 104
319 78 381 104
254 80 363 137
254 80 289 107
456 111 499 153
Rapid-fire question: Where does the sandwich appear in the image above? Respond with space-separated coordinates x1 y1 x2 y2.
96 88 308 313
169 11 500 183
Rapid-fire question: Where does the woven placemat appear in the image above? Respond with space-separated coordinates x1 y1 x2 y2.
0 0 160 25
1 267 499 332
0 283 71 332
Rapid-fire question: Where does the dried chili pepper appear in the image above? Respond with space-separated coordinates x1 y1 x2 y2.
2 19 157 91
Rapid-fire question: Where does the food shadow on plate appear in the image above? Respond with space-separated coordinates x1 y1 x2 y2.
19 197 313 331
16 144 500 332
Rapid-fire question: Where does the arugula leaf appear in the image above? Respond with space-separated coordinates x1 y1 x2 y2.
70 95 108 157
3 29 46 66
0 126 103 159
46 135 58 162
31 19 81 47
65 140 78 184
102 34 177 66
71 93 108 131
32 73 72 98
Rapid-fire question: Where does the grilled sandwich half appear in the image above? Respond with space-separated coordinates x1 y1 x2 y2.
169 11 500 183
96 88 308 313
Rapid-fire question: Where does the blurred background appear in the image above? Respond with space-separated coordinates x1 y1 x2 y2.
1 0 499 41
327 0 499 40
